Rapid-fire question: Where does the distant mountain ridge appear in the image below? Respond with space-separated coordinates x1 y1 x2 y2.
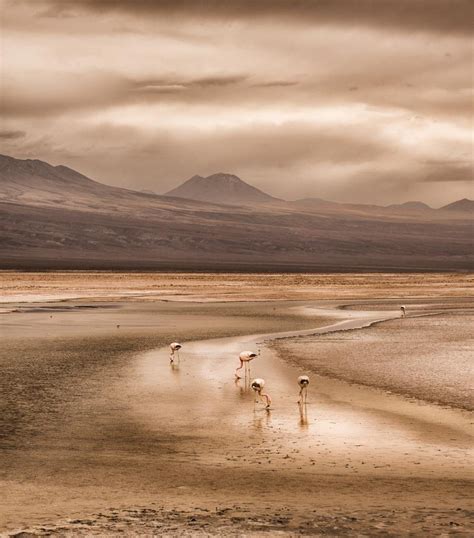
386 201 432 211
165 170 472 213
0 154 472 271
439 198 474 213
0 153 121 204
2 154 469 213
165 172 280 205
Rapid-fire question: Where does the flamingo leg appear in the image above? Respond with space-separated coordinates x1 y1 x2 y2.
235 360 244 378
298 387 303 404
262 392 271 409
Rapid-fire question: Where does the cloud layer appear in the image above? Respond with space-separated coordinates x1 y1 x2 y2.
1 0 472 205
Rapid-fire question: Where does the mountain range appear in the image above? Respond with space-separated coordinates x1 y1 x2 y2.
0 154 472 271
164 172 473 214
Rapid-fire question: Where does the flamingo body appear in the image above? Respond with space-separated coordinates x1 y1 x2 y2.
251 378 272 409
297 375 310 404
235 350 259 378
239 351 257 361
169 342 182 362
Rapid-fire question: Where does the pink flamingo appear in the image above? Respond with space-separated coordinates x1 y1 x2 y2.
251 378 272 409
169 342 182 363
400 305 406 317
235 350 259 378
297 375 310 404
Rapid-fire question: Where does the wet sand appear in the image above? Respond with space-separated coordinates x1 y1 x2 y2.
272 304 474 410
1 273 473 536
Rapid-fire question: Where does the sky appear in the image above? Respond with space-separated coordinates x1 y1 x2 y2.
0 0 472 206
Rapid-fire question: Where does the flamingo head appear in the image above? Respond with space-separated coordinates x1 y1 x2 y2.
298 375 310 387
251 378 265 392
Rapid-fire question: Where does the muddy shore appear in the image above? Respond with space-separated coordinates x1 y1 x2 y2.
271 307 474 411
1 273 473 536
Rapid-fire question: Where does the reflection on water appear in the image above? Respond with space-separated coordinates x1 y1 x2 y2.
252 409 272 431
170 362 180 375
4 294 474 535
298 402 309 430
234 375 251 398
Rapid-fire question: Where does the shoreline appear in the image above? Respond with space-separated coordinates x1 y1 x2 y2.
1 279 473 536
270 307 474 412
3 302 473 536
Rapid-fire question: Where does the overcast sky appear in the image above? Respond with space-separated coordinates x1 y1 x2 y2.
0 0 472 205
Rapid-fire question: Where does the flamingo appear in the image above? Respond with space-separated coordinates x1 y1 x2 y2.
400 305 406 317
251 378 272 409
235 350 259 378
169 342 182 363
297 375 310 404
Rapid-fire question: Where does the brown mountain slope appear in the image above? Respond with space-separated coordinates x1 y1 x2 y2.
439 198 474 214
165 172 280 205
0 155 472 270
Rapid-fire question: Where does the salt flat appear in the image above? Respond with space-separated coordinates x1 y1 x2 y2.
0 272 472 536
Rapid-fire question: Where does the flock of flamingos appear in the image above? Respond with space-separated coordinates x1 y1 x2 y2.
167 306 407 411
169 342 309 410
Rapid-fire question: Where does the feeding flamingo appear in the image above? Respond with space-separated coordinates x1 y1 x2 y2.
235 350 259 378
251 378 272 409
297 375 310 404
400 305 406 317
169 342 182 363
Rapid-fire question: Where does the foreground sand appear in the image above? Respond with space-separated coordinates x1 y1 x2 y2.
1 273 473 536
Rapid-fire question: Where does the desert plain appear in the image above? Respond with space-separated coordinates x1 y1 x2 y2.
0 272 473 536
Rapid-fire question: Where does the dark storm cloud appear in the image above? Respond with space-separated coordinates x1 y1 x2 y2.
0 130 26 139
252 81 299 88
35 0 473 35
0 73 249 117
420 161 473 182
3 69 469 121
2 0 471 205
135 75 248 94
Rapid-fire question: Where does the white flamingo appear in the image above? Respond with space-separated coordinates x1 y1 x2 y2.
235 350 259 378
400 305 406 317
251 378 272 409
297 375 310 404
169 342 182 363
